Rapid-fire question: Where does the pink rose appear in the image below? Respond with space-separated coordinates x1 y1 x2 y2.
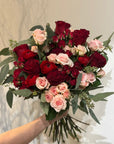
70 47 76 55
36 77 50 90
87 72 96 83
76 45 87 56
50 94 67 112
57 82 68 93
32 29 47 45
47 53 57 63
97 69 105 77
56 53 74 67
88 39 104 51
63 45 71 52
45 91 53 103
31 46 38 53
49 86 58 96
80 72 89 88
63 89 70 99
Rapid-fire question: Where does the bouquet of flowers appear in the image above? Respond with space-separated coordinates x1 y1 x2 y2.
0 21 114 143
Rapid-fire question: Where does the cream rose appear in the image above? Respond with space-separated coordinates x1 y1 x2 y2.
31 46 38 53
50 94 67 112
47 53 57 63
97 69 105 77
32 29 47 45
56 53 74 67
57 82 68 93
36 77 50 90
76 45 87 56
88 39 104 51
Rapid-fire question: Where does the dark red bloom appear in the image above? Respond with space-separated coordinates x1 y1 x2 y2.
63 65 71 74
13 44 29 57
53 35 58 43
73 29 89 46
22 50 37 60
49 48 65 55
58 40 66 48
90 51 106 68
71 67 79 78
40 60 57 74
23 59 40 75
70 79 76 86
55 21 71 35
13 69 22 79
47 70 66 86
65 50 72 57
74 61 83 70
78 55 90 66
68 40 73 47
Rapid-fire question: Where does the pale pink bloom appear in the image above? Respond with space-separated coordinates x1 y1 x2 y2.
76 45 87 56
36 77 50 90
31 46 38 53
32 29 47 45
70 47 76 55
88 39 104 51
45 91 53 103
49 86 58 96
97 69 105 77
57 82 68 93
50 94 67 112
63 89 70 99
56 53 74 67
80 72 89 88
63 45 71 52
87 72 96 83
47 53 57 63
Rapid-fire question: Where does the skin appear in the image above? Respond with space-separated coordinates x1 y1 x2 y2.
0 111 68 144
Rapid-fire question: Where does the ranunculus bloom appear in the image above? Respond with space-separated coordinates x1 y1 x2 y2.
58 40 66 48
31 46 38 53
90 51 106 68
73 29 89 46
45 91 53 103
80 72 89 88
50 94 67 112
63 89 70 99
88 39 104 51
13 44 29 57
36 76 50 90
55 21 71 35
49 47 65 55
24 75 38 88
32 29 47 45
13 69 22 79
49 86 58 96
87 72 96 83
97 68 105 77
40 60 57 74
47 53 57 63
56 53 74 67
23 59 40 75
78 55 90 66
76 45 87 56
22 50 37 60
57 82 68 93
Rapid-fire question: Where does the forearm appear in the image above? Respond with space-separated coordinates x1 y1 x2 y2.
0 114 50 144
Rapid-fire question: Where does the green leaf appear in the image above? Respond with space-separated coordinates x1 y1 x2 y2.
3 75 13 84
40 102 49 115
92 92 114 102
75 73 82 89
6 90 13 108
9 67 16 75
17 37 35 46
0 65 9 84
29 25 44 31
89 108 100 124
103 32 114 47
46 23 54 40
102 53 108 62
0 48 10 56
41 93 46 102
46 107 57 120
13 89 32 97
79 100 88 114
0 57 14 67
94 35 102 40
71 95 78 114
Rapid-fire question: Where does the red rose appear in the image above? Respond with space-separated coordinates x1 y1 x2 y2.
58 40 66 48
47 70 66 86
40 60 57 74
53 35 58 43
90 51 106 68
71 67 79 78
24 75 38 88
68 39 73 47
74 61 83 70
13 44 29 57
70 79 76 86
73 29 89 46
13 69 22 79
55 21 71 35
22 50 37 60
23 59 40 75
78 55 90 66
49 48 65 55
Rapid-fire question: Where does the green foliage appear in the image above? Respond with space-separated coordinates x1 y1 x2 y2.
9 67 16 75
79 99 88 114
89 108 100 124
75 73 82 89
83 66 98 73
0 48 10 56
17 37 35 46
0 65 9 84
6 90 13 108
13 89 32 97
9 40 18 49
46 23 55 41
40 102 49 115
41 93 46 102
29 25 44 31
94 35 102 40
71 95 78 114
0 57 14 67
3 75 13 84
46 107 57 120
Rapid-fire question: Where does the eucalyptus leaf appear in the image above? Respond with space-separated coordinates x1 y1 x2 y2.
94 35 102 40
3 75 13 84
75 73 82 89
71 95 78 114
40 102 49 115
0 57 14 67
6 90 13 108
89 108 100 124
46 107 57 120
0 65 9 84
103 32 114 47
13 89 32 97
92 92 114 102
29 25 44 31
0 48 10 56
46 23 55 40
79 100 88 114
17 37 35 46
41 93 46 102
